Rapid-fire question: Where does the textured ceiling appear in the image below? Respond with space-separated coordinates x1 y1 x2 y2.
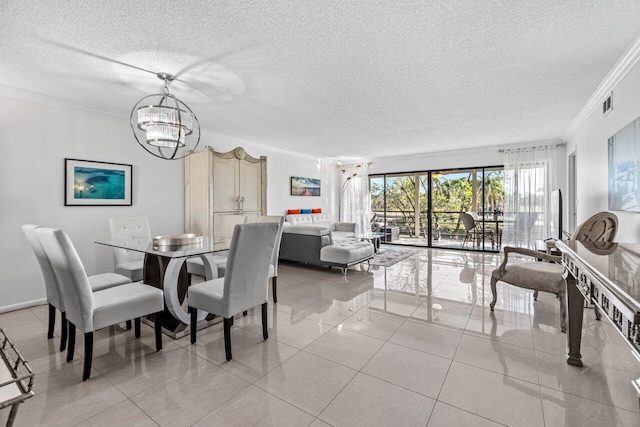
2 1 640 158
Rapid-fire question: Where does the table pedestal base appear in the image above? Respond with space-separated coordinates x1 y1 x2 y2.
143 253 217 337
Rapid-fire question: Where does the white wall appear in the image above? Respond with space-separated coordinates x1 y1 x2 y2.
567 56 640 241
370 146 504 175
0 96 326 312
0 97 186 311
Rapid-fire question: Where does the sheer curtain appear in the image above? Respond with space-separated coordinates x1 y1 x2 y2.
339 162 372 234
502 145 561 248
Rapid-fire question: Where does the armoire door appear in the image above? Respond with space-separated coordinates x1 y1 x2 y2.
213 155 239 212
240 159 263 212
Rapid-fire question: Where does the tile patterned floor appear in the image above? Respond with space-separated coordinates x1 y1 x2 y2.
1 247 639 426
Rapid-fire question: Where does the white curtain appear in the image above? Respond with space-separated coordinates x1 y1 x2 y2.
339 162 372 234
319 158 338 217
502 145 561 248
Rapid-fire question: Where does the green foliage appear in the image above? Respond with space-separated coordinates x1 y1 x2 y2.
370 170 504 238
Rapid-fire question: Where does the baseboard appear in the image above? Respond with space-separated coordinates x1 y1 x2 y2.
0 298 47 314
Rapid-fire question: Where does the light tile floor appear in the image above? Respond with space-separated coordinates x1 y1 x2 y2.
1 247 639 426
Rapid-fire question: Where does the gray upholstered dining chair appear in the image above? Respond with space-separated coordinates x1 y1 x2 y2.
22 224 132 351
490 211 618 332
35 227 164 381
255 216 285 303
187 222 278 361
186 214 248 280
108 217 151 282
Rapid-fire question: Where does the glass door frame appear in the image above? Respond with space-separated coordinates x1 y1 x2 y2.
370 164 503 253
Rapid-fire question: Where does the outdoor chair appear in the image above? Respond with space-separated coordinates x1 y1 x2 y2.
461 212 494 249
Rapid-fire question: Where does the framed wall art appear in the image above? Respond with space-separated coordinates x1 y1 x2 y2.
290 176 321 196
65 158 132 206
608 117 640 212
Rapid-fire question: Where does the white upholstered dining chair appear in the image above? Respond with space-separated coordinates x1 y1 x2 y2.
108 217 151 282
188 222 278 361
22 224 132 351
35 227 164 381
254 215 285 303
186 214 248 279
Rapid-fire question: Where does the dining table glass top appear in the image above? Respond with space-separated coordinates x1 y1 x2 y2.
95 237 230 258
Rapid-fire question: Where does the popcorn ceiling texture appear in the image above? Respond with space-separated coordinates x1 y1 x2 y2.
1 0 640 157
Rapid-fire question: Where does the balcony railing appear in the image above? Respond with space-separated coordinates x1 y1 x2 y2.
371 209 503 241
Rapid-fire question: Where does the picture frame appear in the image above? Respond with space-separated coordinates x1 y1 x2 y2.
65 158 132 206
608 116 640 212
290 176 321 196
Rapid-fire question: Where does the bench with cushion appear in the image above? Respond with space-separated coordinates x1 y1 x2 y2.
320 240 375 274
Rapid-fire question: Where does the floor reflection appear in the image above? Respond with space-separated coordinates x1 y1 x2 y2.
1 246 638 426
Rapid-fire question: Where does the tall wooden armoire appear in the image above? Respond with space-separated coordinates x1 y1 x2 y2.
185 146 267 243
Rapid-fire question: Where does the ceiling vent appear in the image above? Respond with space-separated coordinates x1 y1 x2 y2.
603 92 613 116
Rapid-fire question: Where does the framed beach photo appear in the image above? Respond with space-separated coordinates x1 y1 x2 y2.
65 158 132 206
291 176 321 196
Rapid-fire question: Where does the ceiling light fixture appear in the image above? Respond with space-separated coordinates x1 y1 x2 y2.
130 72 200 160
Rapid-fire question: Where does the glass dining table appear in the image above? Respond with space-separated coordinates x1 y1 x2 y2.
95 237 229 337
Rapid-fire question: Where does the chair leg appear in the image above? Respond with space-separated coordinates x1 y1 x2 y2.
126 320 132 330
190 307 197 344
60 311 68 352
558 289 567 333
47 304 55 339
594 305 602 321
83 332 93 381
272 276 278 303
66 322 76 362
134 318 141 339
223 317 233 361
489 276 498 311
155 312 163 351
261 303 268 340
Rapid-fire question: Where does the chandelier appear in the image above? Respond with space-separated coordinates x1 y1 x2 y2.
130 72 200 160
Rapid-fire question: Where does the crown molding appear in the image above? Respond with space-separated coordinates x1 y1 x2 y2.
0 84 128 119
562 36 640 142
200 130 319 160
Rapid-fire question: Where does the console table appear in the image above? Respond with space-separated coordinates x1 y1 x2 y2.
556 240 640 400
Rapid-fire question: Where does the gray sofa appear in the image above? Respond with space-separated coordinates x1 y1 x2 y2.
279 214 374 271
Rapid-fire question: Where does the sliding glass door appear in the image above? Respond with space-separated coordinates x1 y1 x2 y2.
370 166 503 251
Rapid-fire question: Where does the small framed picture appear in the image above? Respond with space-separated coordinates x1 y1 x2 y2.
65 158 132 206
291 176 321 196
